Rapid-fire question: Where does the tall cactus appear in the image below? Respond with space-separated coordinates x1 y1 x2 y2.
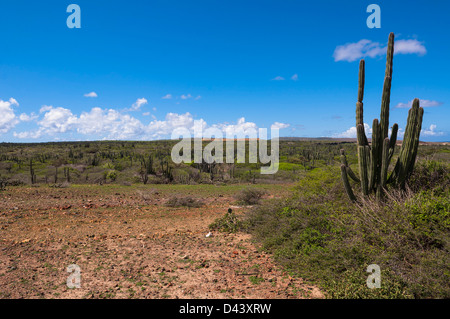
340 32 424 201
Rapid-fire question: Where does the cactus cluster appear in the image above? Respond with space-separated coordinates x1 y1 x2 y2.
340 33 424 201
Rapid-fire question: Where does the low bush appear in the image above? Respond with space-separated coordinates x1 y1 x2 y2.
209 208 245 233
235 187 267 205
245 161 450 298
165 196 204 208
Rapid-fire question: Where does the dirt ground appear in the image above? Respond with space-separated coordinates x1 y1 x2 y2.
0 184 323 299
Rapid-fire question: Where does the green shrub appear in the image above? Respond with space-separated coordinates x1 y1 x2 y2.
408 160 449 193
246 163 450 299
209 208 244 233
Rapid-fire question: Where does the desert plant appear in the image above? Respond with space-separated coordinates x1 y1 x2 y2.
235 187 266 205
0 176 7 191
30 159 36 184
165 196 204 208
341 32 424 201
209 208 244 233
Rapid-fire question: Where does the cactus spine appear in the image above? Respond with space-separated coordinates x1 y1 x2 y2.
340 33 424 201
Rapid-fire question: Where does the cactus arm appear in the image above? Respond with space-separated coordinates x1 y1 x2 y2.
369 119 380 192
341 164 357 201
396 99 420 188
358 60 365 104
356 60 369 146
380 138 390 189
346 166 360 183
406 106 424 178
358 145 370 195
388 123 398 161
380 33 394 140
340 149 360 183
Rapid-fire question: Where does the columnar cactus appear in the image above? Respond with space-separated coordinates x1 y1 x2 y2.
340 32 424 201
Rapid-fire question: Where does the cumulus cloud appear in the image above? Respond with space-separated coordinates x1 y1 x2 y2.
19 112 39 122
0 98 20 134
13 104 289 141
13 131 41 139
421 124 444 137
333 123 372 138
291 74 299 81
394 39 427 55
180 94 192 100
39 105 53 113
333 124 409 140
394 99 443 108
272 76 285 81
84 92 98 98
271 122 290 130
161 94 172 100
130 98 148 111
38 106 78 134
333 38 426 62
212 117 259 137
77 107 145 139
147 112 199 139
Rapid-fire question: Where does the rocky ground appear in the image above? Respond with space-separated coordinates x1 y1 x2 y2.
0 184 323 299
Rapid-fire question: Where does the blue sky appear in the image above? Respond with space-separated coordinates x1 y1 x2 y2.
0 0 449 142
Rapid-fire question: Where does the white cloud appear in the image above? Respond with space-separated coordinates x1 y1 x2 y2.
180 94 192 100
272 76 285 81
394 39 427 55
195 95 202 100
19 112 38 122
421 124 444 137
161 94 172 100
17 106 78 139
333 38 426 62
333 123 372 138
333 124 410 140
130 98 148 111
39 105 53 113
39 106 78 134
78 107 145 139
9 98 19 106
395 99 443 108
147 112 196 138
84 92 98 98
271 122 290 130
291 74 299 81
13 131 42 139
212 117 259 137
13 104 290 141
0 98 19 134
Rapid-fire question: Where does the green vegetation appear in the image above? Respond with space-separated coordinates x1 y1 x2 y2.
1 136 448 299
0 139 356 187
246 154 450 298
209 208 245 233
